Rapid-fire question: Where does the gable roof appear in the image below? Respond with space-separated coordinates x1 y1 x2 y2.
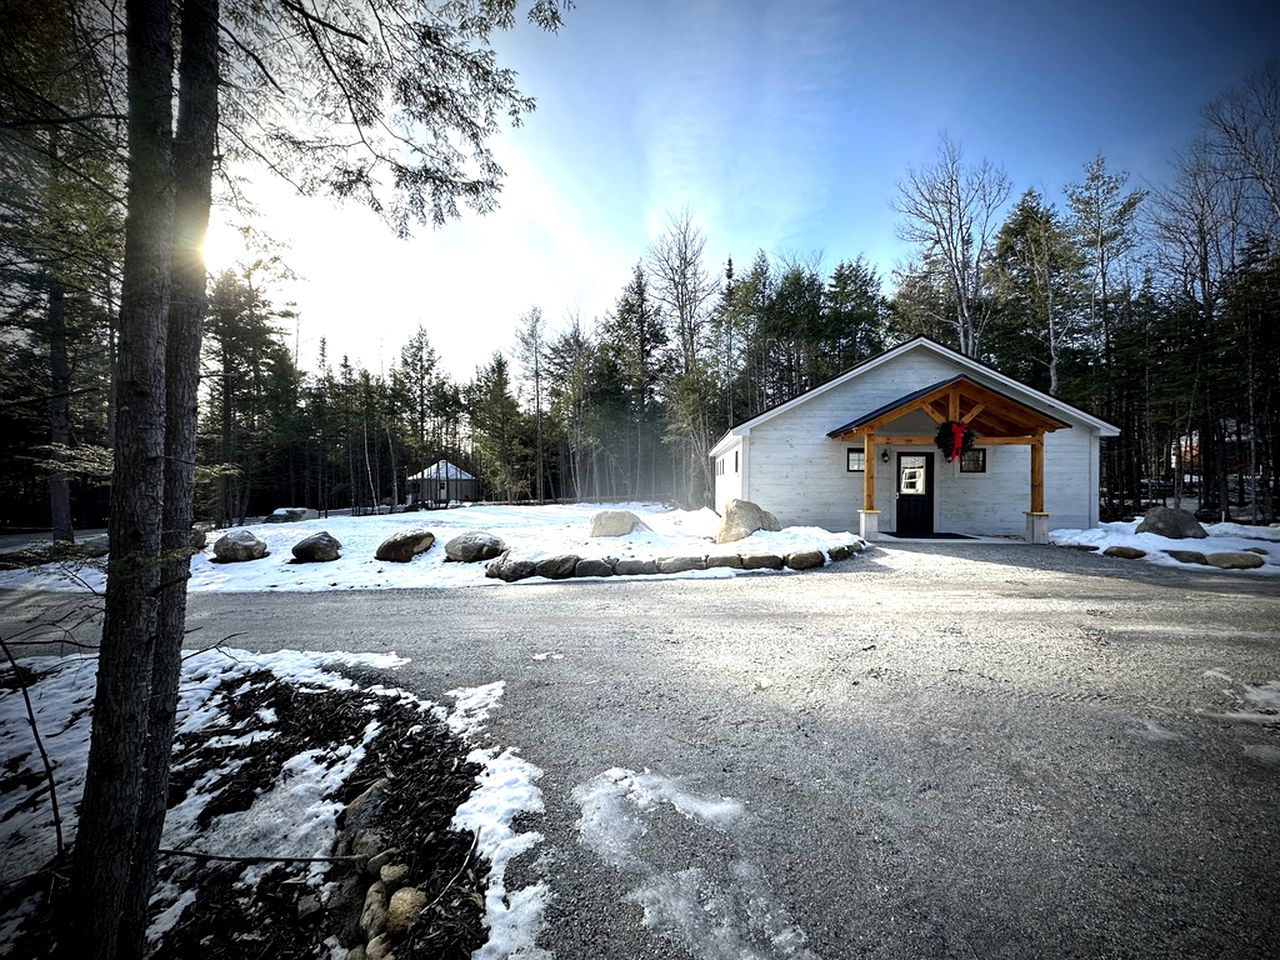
408 459 474 482
826 374 1071 438
709 336 1118 456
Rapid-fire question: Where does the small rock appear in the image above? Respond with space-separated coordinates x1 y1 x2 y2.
1134 506 1208 539
1163 549 1207 565
534 554 579 580
365 934 394 960
190 526 207 551
343 780 390 835
589 510 651 537
827 545 850 562
349 828 391 862
346 947 367 960
1205 551 1265 570
297 892 321 921
1244 546 1268 556
386 886 429 936
656 556 706 574
366 847 400 876
1103 545 1146 559
444 530 506 562
614 558 658 575
292 530 342 562
705 554 743 569
784 550 824 570
716 498 782 544
212 529 269 563
574 558 614 578
360 881 388 938
846 540 865 554
375 529 435 563
380 863 410 891
741 554 784 570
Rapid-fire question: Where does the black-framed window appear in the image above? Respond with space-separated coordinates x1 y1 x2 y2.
847 447 865 472
734 450 739 473
960 448 986 473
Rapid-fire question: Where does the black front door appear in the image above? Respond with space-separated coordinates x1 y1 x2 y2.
896 452 934 535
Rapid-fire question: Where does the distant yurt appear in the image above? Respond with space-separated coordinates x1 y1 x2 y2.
409 460 478 505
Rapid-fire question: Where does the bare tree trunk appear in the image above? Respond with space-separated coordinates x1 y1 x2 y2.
47 276 74 542
66 0 175 955
118 3 219 954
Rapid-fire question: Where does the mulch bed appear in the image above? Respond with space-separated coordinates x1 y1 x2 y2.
7 663 488 960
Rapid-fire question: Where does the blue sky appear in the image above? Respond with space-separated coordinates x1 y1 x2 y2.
208 0 1277 378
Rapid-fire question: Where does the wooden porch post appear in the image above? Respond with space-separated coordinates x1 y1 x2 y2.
1030 430 1044 513
864 433 876 511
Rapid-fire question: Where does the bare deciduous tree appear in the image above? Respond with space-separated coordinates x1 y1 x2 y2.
1203 59 1280 232
892 133 1010 356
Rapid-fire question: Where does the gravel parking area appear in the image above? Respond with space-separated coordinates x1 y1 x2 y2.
3 542 1278 959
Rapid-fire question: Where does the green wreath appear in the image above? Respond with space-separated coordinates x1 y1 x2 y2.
935 421 975 462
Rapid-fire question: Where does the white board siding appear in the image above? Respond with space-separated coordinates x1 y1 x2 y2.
740 348 1101 535
713 439 744 513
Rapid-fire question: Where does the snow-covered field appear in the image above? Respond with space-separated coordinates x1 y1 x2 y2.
0 649 545 956
0 503 862 593
1050 520 1280 575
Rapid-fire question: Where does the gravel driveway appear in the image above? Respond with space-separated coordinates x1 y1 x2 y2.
3 542 1279 958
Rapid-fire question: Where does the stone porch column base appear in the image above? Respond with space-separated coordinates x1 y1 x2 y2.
859 509 881 541
1025 511 1050 544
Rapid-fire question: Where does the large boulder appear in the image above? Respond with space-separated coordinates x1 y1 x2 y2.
589 510 650 538
785 550 825 570
375 529 435 563
264 507 319 524
212 529 268 563
534 554 579 580
656 556 706 574
485 553 536 582
614 558 658 576
705 554 744 569
1134 506 1207 539
741 554 784 570
1205 551 1265 570
1103 545 1146 559
291 531 342 563
716 499 781 544
444 530 506 563
575 558 615 578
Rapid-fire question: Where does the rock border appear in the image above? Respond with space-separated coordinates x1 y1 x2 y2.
484 542 865 583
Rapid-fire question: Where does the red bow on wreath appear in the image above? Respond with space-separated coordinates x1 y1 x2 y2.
947 421 969 462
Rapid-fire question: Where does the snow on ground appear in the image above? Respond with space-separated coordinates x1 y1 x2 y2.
0 502 863 593
0 649 547 958
1049 520 1280 574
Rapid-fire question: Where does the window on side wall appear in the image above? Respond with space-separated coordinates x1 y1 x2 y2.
847 447 865 472
734 450 739 473
960 448 986 473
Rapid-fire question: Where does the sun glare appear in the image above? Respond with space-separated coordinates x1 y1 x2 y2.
200 219 245 272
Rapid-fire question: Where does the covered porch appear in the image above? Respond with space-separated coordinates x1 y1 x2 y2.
827 375 1069 543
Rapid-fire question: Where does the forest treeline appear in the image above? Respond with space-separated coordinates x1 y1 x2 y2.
4 54 1278 530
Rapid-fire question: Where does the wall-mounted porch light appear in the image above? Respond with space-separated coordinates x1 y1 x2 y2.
880 449 891 464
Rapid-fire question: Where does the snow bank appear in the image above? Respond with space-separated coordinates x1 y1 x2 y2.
0 502 864 593
1050 520 1280 575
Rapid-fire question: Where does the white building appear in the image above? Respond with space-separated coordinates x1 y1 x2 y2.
709 336 1119 542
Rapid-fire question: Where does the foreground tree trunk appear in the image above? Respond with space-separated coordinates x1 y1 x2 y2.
117 0 220 953
47 276 74 542
66 0 175 955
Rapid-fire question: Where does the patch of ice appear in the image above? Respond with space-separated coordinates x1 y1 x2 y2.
572 767 817 960
530 652 563 662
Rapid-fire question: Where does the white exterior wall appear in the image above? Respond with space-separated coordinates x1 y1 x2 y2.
713 438 745 513
740 349 1102 536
